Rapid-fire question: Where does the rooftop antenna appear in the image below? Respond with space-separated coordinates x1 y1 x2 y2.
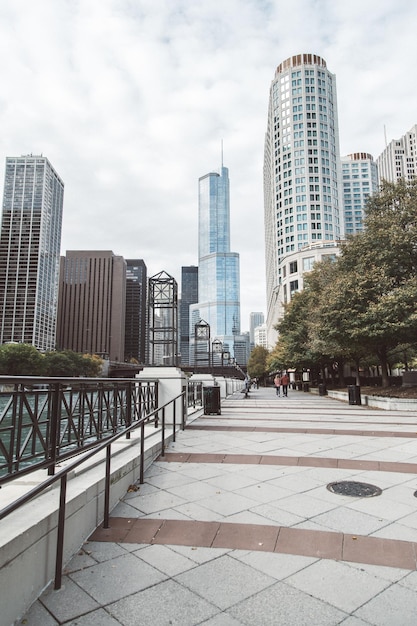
384 125 387 147
221 139 224 168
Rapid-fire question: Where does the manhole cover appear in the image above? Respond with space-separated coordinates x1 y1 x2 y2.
327 481 382 497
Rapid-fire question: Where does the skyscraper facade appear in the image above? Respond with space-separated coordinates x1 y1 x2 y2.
180 266 198 365
124 259 147 364
0 155 64 351
377 124 417 183
263 54 342 347
190 164 240 362
341 153 378 235
56 250 126 362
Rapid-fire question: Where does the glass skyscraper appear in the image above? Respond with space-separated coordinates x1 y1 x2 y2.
263 54 342 347
190 164 240 362
0 155 64 351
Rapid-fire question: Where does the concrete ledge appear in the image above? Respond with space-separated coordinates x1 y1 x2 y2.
0 428 174 626
322 388 417 411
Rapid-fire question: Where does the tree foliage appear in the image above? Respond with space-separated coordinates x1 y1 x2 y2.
271 179 417 387
247 346 270 380
0 344 104 377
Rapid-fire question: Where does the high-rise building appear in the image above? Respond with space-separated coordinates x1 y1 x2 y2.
0 155 64 351
180 266 198 365
254 323 268 349
249 312 264 348
263 54 342 348
56 250 126 362
124 259 147 364
377 124 417 183
341 153 378 235
190 163 240 362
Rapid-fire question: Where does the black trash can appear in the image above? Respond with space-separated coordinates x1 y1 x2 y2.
318 383 327 396
203 386 221 415
347 384 361 405
302 382 310 392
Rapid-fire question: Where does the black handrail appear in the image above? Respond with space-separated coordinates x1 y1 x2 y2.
0 389 186 590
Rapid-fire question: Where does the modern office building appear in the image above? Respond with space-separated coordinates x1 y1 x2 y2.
179 266 198 365
249 311 264 349
56 250 126 362
254 323 268 349
0 155 64 351
341 153 378 235
124 259 147 364
377 124 417 183
263 53 343 348
189 163 240 363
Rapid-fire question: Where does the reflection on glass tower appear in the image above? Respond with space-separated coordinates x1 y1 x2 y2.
190 163 240 363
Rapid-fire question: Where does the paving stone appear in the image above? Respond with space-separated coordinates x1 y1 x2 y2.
69 552 168 605
39 578 99 623
107 579 219 626
355 583 417 625
174 554 276 610
286 558 391 613
228 581 347 625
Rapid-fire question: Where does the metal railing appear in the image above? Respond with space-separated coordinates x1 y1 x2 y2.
187 380 203 409
0 384 186 590
0 376 158 483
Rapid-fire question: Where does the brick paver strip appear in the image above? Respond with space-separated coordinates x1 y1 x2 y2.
342 534 417 570
212 522 280 552
152 519 220 547
90 518 417 570
186 424 417 438
159 452 417 474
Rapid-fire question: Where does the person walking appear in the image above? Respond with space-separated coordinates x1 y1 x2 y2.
274 373 281 396
281 372 289 397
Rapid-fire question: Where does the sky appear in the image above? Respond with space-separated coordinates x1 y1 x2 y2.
0 0 417 332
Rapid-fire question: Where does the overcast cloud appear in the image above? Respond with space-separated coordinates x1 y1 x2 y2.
0 0 416 330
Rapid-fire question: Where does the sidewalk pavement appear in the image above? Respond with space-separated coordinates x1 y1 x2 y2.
20 387 417 626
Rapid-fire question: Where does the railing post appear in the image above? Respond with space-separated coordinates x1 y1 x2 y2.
140 421 145 484
103 444 111 528
160 407 165 457
172 400 176 442
48 383 61 476
125 382 132 440
182 385 186 430
54 473 67 589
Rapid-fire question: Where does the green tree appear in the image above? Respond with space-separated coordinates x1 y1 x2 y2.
43 350 103 377
247 346 269 381
0 343 44 375
332 179 417 385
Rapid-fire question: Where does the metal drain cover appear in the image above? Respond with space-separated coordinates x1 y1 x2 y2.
327 481 382 498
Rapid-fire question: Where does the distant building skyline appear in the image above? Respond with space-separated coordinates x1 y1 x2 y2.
0 155 64 350
249 311 264 347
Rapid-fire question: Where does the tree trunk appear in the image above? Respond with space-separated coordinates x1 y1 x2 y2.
377 347 390 387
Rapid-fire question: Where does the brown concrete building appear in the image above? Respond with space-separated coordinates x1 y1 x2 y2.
56 251 126 362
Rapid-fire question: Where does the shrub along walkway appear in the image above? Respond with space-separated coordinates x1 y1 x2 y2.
23 388 417 625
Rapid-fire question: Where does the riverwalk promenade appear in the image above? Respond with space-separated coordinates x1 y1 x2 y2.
20 387 417 625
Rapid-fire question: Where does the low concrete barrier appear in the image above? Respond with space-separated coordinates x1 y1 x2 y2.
317 388 417 412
